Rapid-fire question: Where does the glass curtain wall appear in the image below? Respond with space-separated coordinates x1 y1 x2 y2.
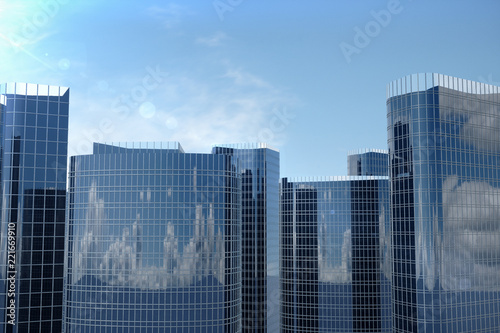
65 142 241 332
0 83 69 332
212 144 280 333
387 73 500 332
280 176 392 332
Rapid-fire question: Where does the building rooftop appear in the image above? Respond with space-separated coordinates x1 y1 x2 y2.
387 73 500 99
212 142 279 152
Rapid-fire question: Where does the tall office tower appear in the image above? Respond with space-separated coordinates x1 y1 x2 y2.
387 73 500 332
0 83 69 332
347 149 388 176
280 175 392 332
65 142 241 332
212 144 280 333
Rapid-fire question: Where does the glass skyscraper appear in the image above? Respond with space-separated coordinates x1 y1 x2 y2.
387 73 500 332
348 149 388 177
65 142 241 332
0 83 69 332
212 144 280 333
280 150 392 332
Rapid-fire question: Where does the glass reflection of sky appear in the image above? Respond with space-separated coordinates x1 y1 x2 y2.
280 176 392 332
388 73 500 332
66 144 241 332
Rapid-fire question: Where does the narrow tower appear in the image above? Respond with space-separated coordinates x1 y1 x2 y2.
0 83 69 332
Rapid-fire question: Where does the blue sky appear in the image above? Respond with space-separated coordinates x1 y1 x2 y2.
1 0 499 177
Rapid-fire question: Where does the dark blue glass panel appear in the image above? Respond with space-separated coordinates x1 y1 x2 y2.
48 115 58 128
15 98 26 111
26 112 36 126
47 128 57 141
5 112 14 125
36 141 46 154
60 90 69 103
36 114 47 127
49 103 58 114
27 100 36 112
36 128 47 140
24 141 35 155
58 143 67 155
37 101 48 113
25 128 35 140
24 153 34 166
47 142 57 155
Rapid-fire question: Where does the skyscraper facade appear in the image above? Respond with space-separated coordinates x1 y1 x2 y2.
347 149 388 177
212 144 280 333
280 175 392 332
65 142 241 332
387 73 500 332
0 83 69 332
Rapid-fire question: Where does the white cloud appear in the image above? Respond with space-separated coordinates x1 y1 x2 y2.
460 112 500 152
223 68 274 89
68 66 297 155
71 197 227 289
319 228 352 283
195 31 228 47
0 0 67 66
441 175 500 290
72 182 107 282
379 205 393 281
145 4 191 29
439 89 500 152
